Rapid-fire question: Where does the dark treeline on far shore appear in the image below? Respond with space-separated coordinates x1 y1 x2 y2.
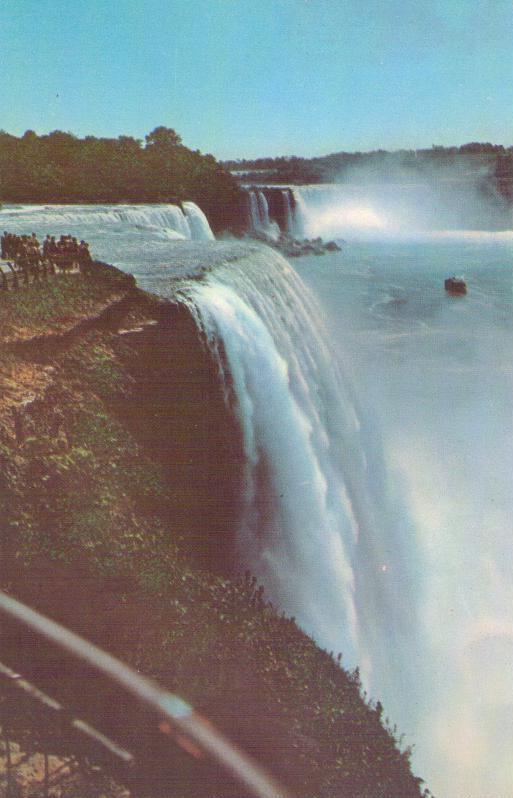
224 142 513 198
0 127 245 233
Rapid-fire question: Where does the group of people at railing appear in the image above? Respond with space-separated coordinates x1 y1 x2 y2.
1 232 93 289
1 232 92 269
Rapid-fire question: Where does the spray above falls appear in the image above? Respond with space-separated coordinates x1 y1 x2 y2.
245 176 513 241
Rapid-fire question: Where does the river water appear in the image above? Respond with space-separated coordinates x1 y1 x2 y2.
294 238 513 798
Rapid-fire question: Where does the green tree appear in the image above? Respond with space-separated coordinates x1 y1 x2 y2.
145 126 182 149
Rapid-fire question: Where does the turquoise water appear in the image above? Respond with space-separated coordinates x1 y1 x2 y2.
296 240 513 798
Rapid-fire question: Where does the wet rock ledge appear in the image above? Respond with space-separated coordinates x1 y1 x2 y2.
248 229 342 257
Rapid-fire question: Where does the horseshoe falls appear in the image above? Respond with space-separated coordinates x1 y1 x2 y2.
288 181 513 239
2 197 513 798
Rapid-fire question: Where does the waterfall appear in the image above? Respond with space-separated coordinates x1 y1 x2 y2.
289 189 310 238
281 190 294 233
257 191 271 228
183 247 360 655
290 182 513 239
182 201 216 241
290 185 390 239
181 246 417 679
247 191 280 239
0 202 215 241
248 192 261 231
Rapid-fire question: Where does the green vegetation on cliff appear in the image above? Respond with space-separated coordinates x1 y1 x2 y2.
0 127 244 233
0 271 428 798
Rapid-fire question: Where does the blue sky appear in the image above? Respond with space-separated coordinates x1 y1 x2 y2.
1 0 513 159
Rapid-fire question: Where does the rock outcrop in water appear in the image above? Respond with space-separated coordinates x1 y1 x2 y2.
249 229 342 257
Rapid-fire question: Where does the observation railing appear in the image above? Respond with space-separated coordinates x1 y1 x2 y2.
0 590 292 798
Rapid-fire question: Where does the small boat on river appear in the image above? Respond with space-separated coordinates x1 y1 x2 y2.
444 276 467 295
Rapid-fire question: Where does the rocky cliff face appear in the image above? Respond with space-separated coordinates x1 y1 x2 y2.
111 299 245 570
1 270 244 579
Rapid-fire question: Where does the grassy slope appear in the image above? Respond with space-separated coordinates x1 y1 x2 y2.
0 271 427 798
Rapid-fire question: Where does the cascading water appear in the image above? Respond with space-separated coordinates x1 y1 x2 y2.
0 202 215 243
182 201 216 241
291 185 392 239
247 190 280 239
281 189 294 233
256 191 271 229
290 181 513 239
0 201 217 275
182 247 419 679
248 192 261 231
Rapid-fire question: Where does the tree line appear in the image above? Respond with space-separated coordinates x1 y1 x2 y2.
0 127 245 233
224 143 513 193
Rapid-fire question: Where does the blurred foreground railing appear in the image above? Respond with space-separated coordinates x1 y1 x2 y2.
0 590 292 798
